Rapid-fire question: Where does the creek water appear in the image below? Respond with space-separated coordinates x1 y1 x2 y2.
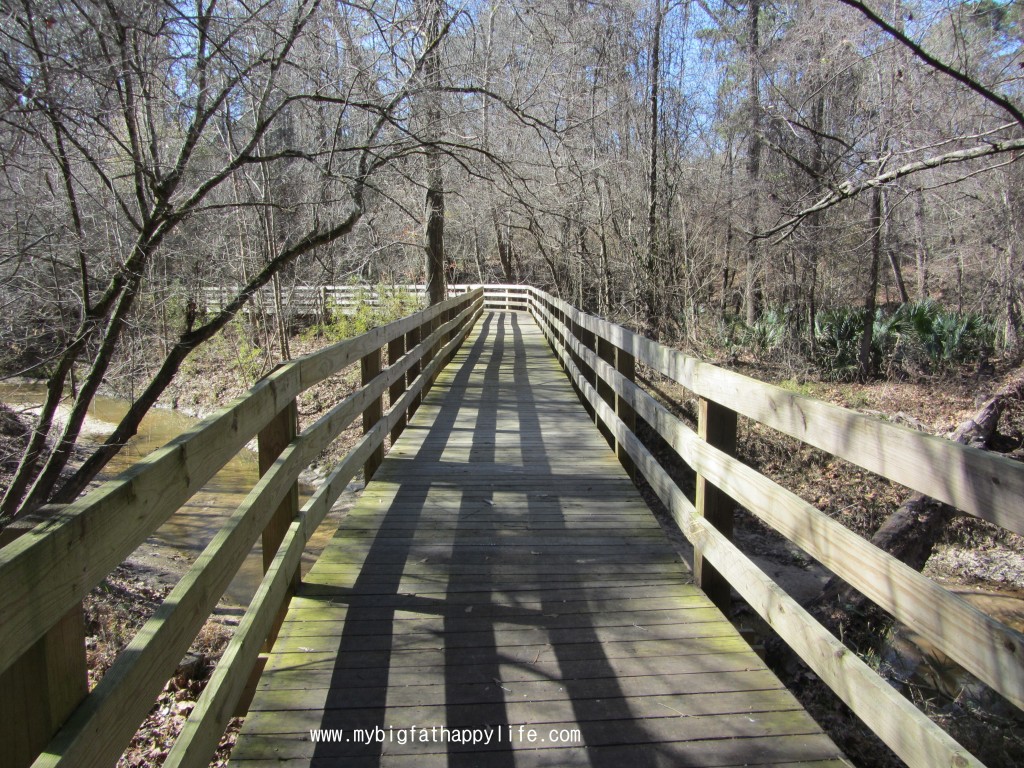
0 381 353 608
883 587 1024 714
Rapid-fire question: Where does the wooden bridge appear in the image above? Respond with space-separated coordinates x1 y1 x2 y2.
1 286 1022 768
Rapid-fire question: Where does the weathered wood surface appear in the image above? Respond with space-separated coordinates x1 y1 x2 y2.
0 291 479 683
231 311 847 768
530 294 1024 716
530 301 987 768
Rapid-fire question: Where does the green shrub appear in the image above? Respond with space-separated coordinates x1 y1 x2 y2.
302 285 423 343
814 307 867 381
812 301 994 379
742 308 789 354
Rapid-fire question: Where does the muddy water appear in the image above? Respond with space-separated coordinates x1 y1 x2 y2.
0 381 352 607
883 588 1024 713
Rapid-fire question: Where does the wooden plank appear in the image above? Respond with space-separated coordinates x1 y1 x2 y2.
388 335 407 442
160 290 485 768
360 348 384 481
227 751 849 768
694 397 737 615
538 294 1024 713
0 290 483 682
0 512 88 768
249 669 790 710
0 361 300 678
0 603 87 768
252 644 770 693
258 399 300 648
31 302 484 768
533 288 1024 535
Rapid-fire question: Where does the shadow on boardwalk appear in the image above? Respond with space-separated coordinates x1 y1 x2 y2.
232 311 847 768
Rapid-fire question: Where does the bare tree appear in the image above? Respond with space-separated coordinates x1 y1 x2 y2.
0 0 459 516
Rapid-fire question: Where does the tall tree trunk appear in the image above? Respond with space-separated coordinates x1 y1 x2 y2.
914 188 929 300
644 0 664 335
422 0 446 306
744 0 762 326
1005 165 1024 358
597 177 612 315
494 208 515 283
885 192 910 305
858 188 883 380
887 249 910 304
424 162 446 305
722 137 735 318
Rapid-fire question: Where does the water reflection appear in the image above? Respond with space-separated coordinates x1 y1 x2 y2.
0 381 346 607
884 588 1024 714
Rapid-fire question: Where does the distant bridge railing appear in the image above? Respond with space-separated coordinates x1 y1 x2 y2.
521 285 1023 768
203 282 528 319
0 288 485 768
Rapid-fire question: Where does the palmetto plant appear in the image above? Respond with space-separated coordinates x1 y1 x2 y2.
814 308 867 381
743 308 789 354
813 301 994 380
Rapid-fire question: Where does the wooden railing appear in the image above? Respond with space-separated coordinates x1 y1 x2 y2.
522 286 1023 768
203 282 529 318
0 288 485 768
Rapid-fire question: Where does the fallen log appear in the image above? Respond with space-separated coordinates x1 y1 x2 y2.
812 370 1024 634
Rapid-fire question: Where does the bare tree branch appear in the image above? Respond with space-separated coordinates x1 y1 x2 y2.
759 135 1024 242
837 0 1024 127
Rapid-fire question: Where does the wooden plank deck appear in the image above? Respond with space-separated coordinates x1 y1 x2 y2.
230 311 849 768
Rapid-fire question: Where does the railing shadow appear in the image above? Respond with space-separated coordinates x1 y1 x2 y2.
308 314 497 762
305 310 663 765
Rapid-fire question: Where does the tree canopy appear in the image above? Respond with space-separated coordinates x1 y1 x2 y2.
1 0 1022 516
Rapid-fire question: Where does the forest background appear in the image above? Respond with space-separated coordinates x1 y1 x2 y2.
0 0 1022 524
2 2 1024 764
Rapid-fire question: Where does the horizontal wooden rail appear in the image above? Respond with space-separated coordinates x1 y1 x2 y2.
523 286 1022 768
203 283 528 316
539 291 1024 536
0 288 483 768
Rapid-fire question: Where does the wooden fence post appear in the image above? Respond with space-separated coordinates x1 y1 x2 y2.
694 397 738 615
258 398 300 646
423 315 439 393
406 324 423 420
577 323 597 422
596 337 616 449
361 346 385 481
0 516 87 768
615 347 637 481
388 334 407 442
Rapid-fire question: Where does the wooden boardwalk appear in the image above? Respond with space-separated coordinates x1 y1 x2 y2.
231 311 849 768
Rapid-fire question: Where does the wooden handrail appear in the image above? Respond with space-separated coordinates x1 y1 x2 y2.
523 286 1021 768
202 283 529 315
0 288 483 768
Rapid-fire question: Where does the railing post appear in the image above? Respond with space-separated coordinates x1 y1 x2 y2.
557 306 570 374
258 398 300 644
424 312 442 392
388 334 407 442
0 512 87 768
361 346 385 481
406 323 423 419
596 336 616 449
694 397 738 615
615 347 637 481
576 322 597 422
